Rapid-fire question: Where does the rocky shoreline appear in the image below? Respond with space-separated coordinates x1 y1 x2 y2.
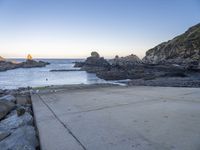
0 88 39 150
74 23 200 87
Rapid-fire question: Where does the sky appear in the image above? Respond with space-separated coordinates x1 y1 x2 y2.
0 0 200 59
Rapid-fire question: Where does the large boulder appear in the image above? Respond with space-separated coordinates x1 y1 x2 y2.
0 112 33 131
81 52 110 73
0 100 15 120
0 95 16 103
143 23 200 69
0 126 38 150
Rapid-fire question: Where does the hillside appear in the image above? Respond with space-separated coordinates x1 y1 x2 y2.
143 23 200 65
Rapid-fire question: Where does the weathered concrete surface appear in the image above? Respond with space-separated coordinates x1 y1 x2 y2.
31 85 200 150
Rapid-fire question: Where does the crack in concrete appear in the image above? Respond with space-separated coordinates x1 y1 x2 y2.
37 94 87 150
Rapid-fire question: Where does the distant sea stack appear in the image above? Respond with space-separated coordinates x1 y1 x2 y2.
0 56 5 62
20 54 50 68
0 54 50 72
27 54 33 60
143 23 200 68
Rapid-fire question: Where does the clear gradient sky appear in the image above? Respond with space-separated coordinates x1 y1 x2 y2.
0 0 200 58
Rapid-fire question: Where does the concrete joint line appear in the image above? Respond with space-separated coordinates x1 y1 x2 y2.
37 94 87 150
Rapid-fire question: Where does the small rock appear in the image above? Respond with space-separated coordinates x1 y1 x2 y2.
0 112 33 131
0 126 38 150
16 106 26 116
6 105 32 118
0 95 16 103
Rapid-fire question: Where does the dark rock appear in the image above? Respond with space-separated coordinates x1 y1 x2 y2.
0 126 38 150
16 106 26 116
127 77 200 87
6 105 32 118
74 61 85 68
96 63 187 80
81 52 110 73
0 100 15 120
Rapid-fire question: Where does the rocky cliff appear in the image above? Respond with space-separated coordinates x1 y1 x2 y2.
143 23 200 67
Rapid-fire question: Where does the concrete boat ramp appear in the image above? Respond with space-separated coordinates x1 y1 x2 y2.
31 85 200 150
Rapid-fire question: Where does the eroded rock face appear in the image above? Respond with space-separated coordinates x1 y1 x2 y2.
0 126 38 150
143 23 200 68
0 112 33 131
0 100 15 120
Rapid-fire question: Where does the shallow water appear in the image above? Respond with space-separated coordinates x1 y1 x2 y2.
0 59 107 89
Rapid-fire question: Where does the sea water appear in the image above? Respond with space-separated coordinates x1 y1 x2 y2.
0 59 107 89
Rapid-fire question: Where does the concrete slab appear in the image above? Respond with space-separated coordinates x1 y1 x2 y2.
31 86 200 150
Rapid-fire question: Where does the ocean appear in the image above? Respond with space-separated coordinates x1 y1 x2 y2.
0 59 108 89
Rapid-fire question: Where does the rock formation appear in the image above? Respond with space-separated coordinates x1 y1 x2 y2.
77 51 111 73
75 52 188 80
0 89 39 149
143 23 200 69
27 54 33 60
0 55 49 72
109 54 142 67
77 23 200 81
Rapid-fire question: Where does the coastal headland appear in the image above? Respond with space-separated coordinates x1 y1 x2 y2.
74 23 200 87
